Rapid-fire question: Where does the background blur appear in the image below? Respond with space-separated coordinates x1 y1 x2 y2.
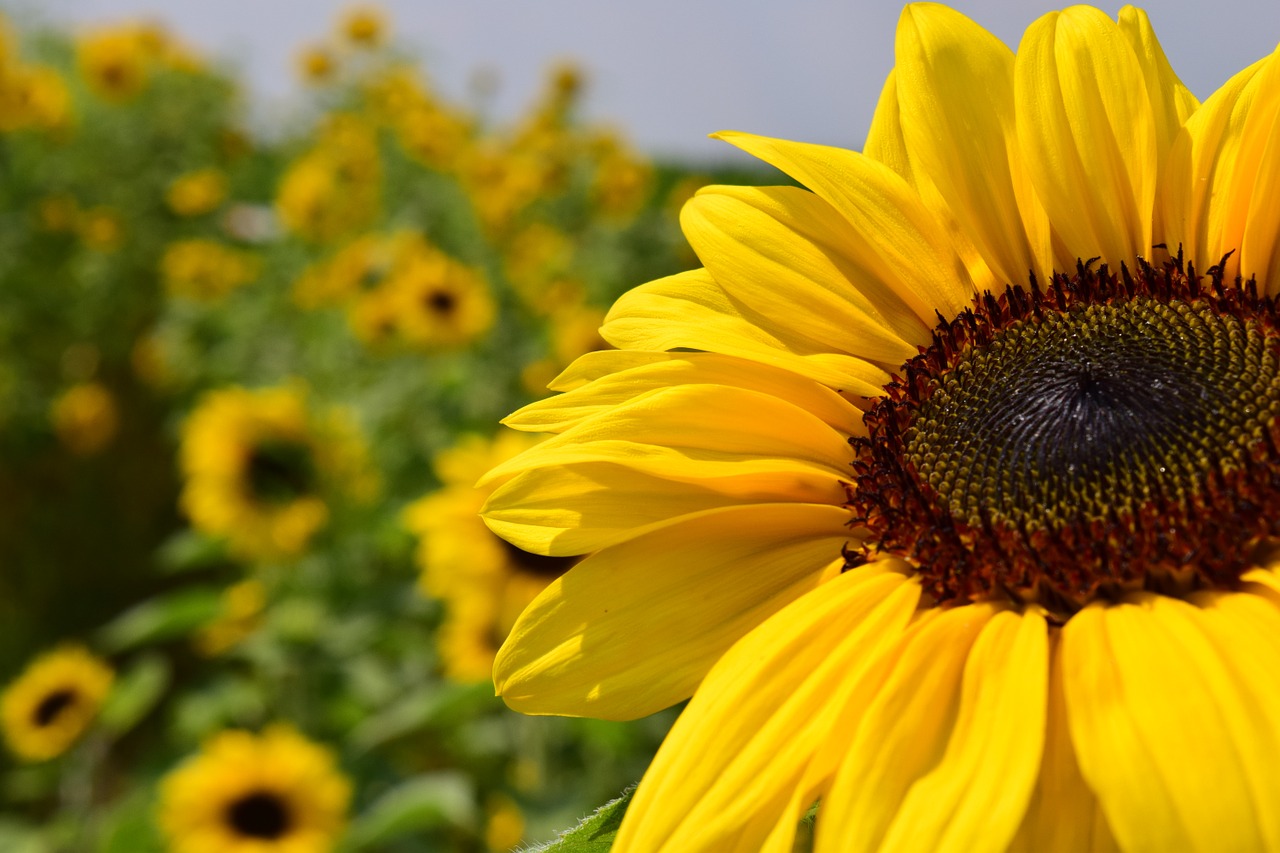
23 0 1280 161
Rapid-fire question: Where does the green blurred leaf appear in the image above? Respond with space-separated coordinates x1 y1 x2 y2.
96 790 165 853
0 818 51 853
96 587 223 653
348 682 496 753
530 788 634 853
344 772 476 848
99 654 170 735
154 530 227 574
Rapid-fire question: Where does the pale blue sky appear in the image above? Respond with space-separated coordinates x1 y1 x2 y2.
16 0 1280 163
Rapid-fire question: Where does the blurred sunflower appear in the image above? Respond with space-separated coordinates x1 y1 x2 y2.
194 579 268 657
50 381 118 456
481 4 1280 850
1 645 113 762
165 168 228 218
404 431 574 682
275 117 381 243
158 725 350 853
339 5 386 48
76 27 149 102
180 385 374 562
160 239 258 301
386 250 495 351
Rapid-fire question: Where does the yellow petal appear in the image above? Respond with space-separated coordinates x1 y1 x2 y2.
1015 6 1157 267
714 131 974 322
1161 53 1271 276
682 185 928 361
492 503 851 720
484 461 847 557
1117 6 1199 164
482 383 856 494
1009 631 1119 852
864 68 1001 293
602 268 891 395
1063 593 1280 851
878 608 1048 852
505 350 865 437
896 3 1053 286
818 601 1009 852
614 566 921 853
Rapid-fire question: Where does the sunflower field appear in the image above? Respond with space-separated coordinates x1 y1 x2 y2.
0 6 759 851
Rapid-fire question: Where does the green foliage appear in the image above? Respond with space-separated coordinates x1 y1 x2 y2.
528 788 634 853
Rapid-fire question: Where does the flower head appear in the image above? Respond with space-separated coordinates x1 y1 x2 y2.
1 644 113 762
481 4 1280 849
180 385 374 562
158 725 351 853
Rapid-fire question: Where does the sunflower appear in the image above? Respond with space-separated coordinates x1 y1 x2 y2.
166 168 228 218
404 431 575 682
50 381 118 456
481 5 1280 850
1 645 113 762
180 385 374 562
160 239 258 301
385 250 495 351
158 725 350 853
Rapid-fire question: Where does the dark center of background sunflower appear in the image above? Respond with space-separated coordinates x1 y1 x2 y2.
246 440 316 504
226 790 292 839
32 689 76 726
850 261 1280 615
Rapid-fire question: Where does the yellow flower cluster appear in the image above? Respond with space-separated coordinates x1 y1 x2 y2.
75 23 199 103
160 239 259 301
295 230 494 352
0 19 71 134
276 114 381 243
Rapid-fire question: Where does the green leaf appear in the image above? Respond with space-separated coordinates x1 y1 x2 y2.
99 654 170 735
530 788 634 853
154 530 227 574
343 772 477 848
0 818 51 853
95 587 223 653
348 681 497 753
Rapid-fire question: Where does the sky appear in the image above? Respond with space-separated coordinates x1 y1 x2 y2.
14 0 1280 164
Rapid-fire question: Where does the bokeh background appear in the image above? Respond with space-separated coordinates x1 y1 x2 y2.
0 1 1276 851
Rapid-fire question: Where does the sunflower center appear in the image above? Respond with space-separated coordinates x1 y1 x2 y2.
32 689 76 726
226 790 292 839
850 260 1280 617
246 440 316 504
426 289 456 315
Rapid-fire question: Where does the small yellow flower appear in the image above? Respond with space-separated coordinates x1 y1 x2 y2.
180 385 373 562
339 5 386 47
76 27 149 102
78 206 124 252
1 645 113 762
34 194 80 233
166 169 228 217
385 251 495 351
0 64 72 133
483 794 526 852
158 725 351 853
297 45 337 84
50 382 118 456
160 239 258 301
194 579 267 657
